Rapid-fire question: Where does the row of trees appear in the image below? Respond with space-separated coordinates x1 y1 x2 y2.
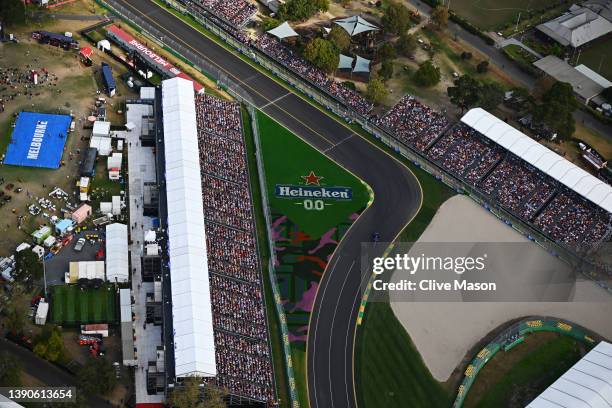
0 0 26 26
277 0 328 22
447 75 504 112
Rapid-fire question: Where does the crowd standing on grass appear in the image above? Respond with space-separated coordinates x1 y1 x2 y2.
195 94 276 404
0 65 60 114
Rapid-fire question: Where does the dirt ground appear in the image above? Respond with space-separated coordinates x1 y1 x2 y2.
0 17 138 257
390 195 612 382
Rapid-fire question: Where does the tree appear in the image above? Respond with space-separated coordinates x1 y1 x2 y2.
0 0 26 26
169 378 227 408
534 81 577 140
378 42 397 62
328 25 350 52
78 358 117 396
476 60 489 73
0 351 21 386
14 249 42 289
34 326 67 363
430 5 449 30
366 78 388 104
478 82 504 110
5 284 28 334
379 60 394 81
397 32 417 57
447 75 481 113
261 17 281 32
382 0 411 35
303 38 339 74
461 51 473 60
278 0 328 21
413 60 441 87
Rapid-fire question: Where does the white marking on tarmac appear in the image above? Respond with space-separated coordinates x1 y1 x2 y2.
259 92 291 109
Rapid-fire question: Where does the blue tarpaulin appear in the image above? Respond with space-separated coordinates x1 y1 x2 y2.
3 112 71 169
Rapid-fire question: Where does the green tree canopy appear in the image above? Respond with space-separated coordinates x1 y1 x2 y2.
78 358 117 396
303 38 339 74
478 82 504 110
366 77 388 104
261 17 281 32
430 5 449 30
397 32 417 57
169 378 227 408
378 42 397 62
413 60 441 87
14 249 42 289
0 0 26 26
379 59 394 81
5 284 28 334
476 60 489 73
328 25 351 53
447 75 482 113
382 0 411 35
34 326 67 363
0 351 22 386
278 0 329 21
534 81 577 140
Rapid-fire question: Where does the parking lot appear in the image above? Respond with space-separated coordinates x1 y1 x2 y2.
44 230 105 286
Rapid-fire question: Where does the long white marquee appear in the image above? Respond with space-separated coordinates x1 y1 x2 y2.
162 77 216 378
461 108 612 214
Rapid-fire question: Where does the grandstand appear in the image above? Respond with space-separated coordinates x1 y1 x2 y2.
158 78 276 405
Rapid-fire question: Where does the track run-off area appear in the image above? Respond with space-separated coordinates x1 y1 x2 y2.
108 0 423 406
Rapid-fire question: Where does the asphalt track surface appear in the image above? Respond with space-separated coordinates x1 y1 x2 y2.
112 1 423 406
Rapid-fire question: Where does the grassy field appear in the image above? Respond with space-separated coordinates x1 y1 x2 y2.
50 284 117 325
575 38 612 82
467 334 582 407
449 0 564 31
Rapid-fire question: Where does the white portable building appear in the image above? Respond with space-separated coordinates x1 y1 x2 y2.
105 223 129 283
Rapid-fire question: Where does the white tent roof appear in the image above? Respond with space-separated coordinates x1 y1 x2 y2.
461 108 612 213
162 78 216 378
119 288 131 322
527 341 612 408
105 223 129 283
335 15 379 36
353 55 371 73
267 21 298 39
338 54 354 70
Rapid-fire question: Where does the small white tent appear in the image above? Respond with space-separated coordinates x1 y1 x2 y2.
338 54 354 70
267 22 299 40
335 15 379 36
353 55 371 73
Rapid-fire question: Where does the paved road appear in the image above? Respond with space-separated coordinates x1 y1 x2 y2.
0 338 113 407
110 0 422 407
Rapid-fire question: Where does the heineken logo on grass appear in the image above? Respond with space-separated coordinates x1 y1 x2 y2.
275 171 353 210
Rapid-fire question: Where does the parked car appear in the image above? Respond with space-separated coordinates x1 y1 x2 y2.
74 237 86 252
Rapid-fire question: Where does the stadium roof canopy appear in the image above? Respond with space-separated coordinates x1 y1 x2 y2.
338 54 354 70
334 15 379 36
527 340 612 408
162 77 216 378
105 223 129 283
353 55 371 73
536 4 612 47
461 108 612 214
267 21 298 39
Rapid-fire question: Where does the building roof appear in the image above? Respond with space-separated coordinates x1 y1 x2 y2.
527 341 612 408
533 55 604 101
93 120 111 137
353 55 371 73
55 219 73 232
105 223 129 283
162 77 216 378
267 21 298 39
338 54 354 70
461 108 612 213
537 5 612 47
575 64 612 88
334 15 379 36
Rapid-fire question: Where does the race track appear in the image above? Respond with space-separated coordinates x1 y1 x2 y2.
109 1 423 406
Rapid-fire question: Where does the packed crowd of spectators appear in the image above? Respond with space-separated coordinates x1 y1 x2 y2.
194 94 276 404
419 122 610 249
253 34 374 115
188 0 257 28
377 96 449 151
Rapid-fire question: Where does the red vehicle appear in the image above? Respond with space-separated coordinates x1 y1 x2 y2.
78 334 102 345
61 234 74 247
95 248 105 260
